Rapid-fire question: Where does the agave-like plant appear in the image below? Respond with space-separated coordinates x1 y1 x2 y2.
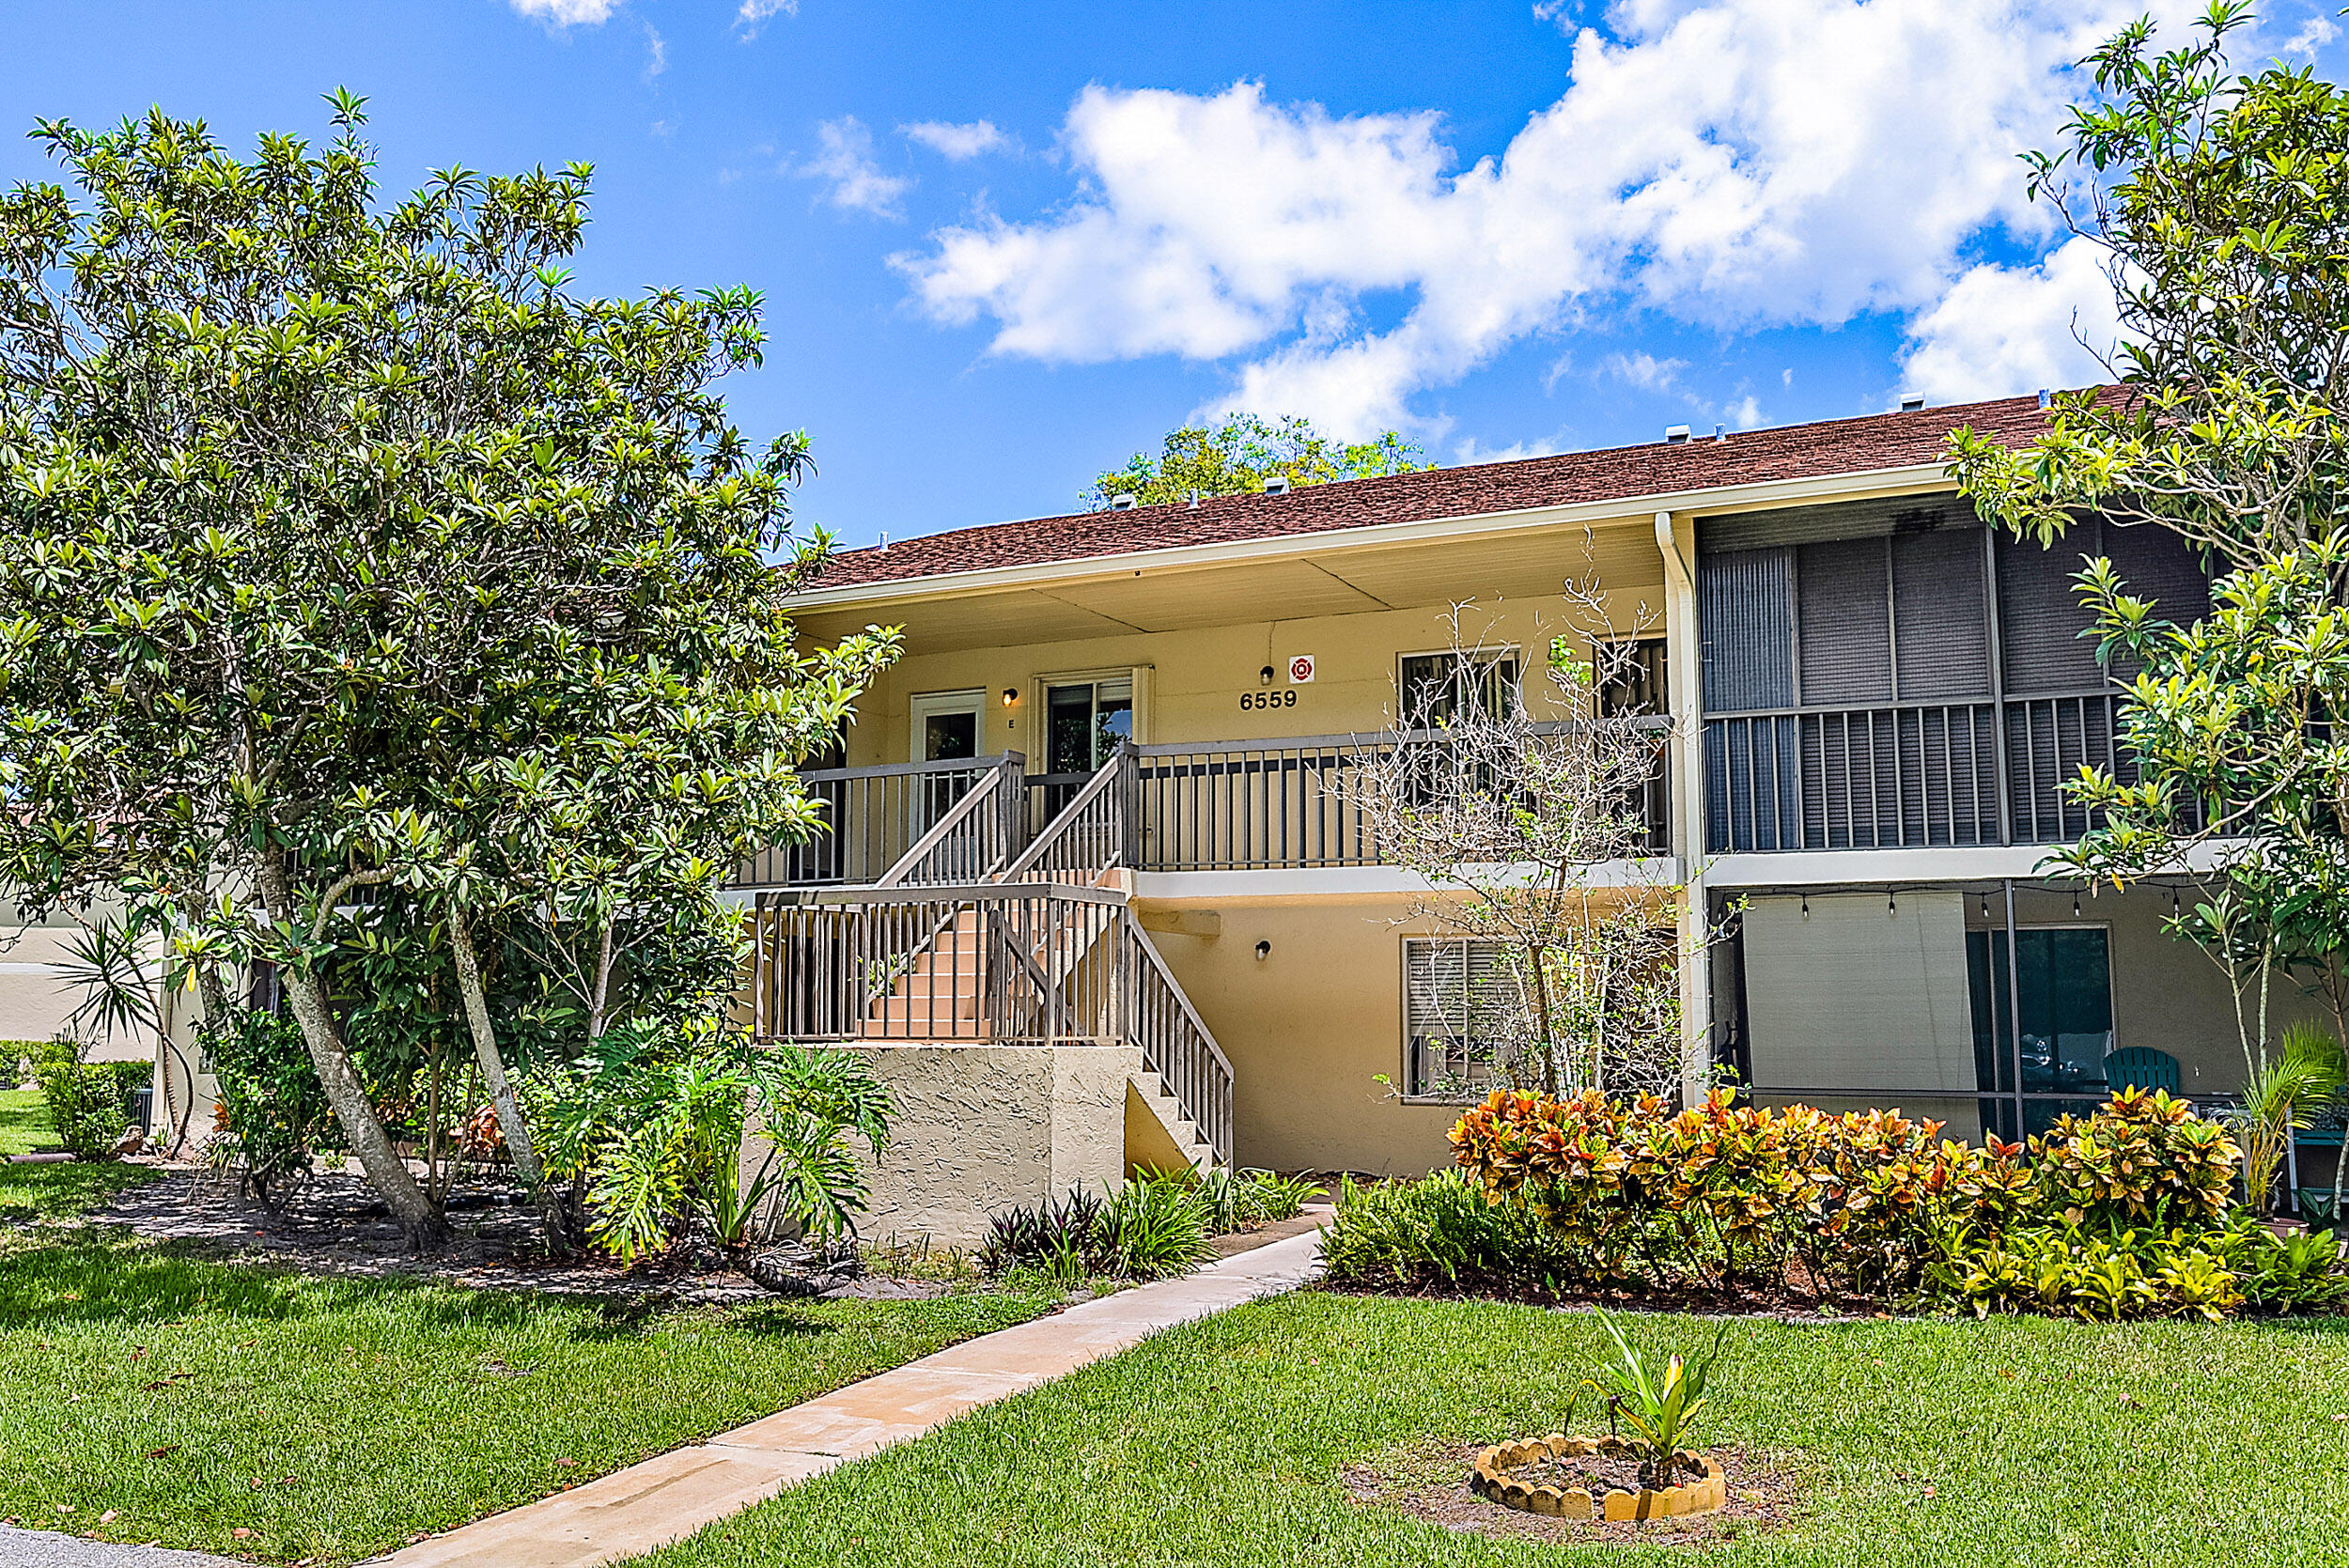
1583 1310 1730 1488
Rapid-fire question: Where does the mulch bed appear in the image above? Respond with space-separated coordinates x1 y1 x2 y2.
1315 1249 1908 1323
1344 1440 1802 1546
84 1165 951 1304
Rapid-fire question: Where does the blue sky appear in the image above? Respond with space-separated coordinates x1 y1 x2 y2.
0 1 2341 548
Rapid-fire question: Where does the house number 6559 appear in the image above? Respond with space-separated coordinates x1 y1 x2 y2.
1238 691 1299 710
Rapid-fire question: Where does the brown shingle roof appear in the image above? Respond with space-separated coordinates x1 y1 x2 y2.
817 392 2064 590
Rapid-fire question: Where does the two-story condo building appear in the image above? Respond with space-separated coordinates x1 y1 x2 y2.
739 392 2335 1244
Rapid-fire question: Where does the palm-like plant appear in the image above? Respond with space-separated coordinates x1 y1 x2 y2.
1583 1310 1730 1489
532 1031 892 1265
2236 1023 2347 1216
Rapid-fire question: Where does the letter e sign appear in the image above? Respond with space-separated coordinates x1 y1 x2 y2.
1287 655 1315 684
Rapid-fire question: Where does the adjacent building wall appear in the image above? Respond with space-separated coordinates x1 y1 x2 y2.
1 900 156 1067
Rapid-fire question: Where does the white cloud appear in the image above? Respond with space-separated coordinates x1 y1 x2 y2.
894 0 2198 437
1455 433 1565 463
642 22 665 79
798 117 911 220
737 0 796 37
507 0 620 24
1601 350 1686 392
2284 13 2340 56
1898 235 2123 403
1726 393 1766 429
903 120 1009 160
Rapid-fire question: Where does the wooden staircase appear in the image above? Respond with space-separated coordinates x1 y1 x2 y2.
754 747 1234 1172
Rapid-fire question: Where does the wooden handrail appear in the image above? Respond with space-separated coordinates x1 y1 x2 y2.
873 757 1022 888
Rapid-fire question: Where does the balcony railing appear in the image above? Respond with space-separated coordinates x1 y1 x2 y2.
739 726 1675 889
1703 690 2132 853
1131 722 1672 872
735 754 1025 888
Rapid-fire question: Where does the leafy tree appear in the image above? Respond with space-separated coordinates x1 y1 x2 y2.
0 97 895 1246
1951 8 2349 1206
1084 412 1428 510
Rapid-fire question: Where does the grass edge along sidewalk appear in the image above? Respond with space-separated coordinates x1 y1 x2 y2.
366 1226 1330 1568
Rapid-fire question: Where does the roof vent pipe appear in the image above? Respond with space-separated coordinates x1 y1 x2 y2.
1262 475 1290 495
1664 425 1690 444
1109 492 1138 511
1899 394 1925 412
878 531 888 552
1188 489 1200 510
2036 388 2051 410
1712 424 1726 443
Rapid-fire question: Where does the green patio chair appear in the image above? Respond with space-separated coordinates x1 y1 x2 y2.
2104 1046 2181 1096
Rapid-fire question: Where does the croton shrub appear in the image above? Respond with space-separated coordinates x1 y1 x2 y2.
1387 1086 2338 1320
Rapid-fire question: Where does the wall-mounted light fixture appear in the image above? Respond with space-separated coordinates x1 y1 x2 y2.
1259 665 1276 687
1254 939 1271 961
1002 688 1019 708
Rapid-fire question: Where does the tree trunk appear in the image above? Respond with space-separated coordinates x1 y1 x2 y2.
447 909 569 1253
252 849 444 1248
586 915 616 1044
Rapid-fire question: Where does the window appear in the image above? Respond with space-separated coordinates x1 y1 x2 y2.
1398 651 1520 727
1403 938 1520 1098
1597 638 1669 719
1044 676 1132 775
1598 639 1671 851
1966 924 2116 1135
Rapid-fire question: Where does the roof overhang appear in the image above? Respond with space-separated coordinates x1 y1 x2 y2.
795 460 1955 613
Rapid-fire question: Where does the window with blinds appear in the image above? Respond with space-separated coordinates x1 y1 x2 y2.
1402 938 1520 1098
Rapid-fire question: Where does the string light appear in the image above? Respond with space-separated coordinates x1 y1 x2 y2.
2074 890 2082 919
1888 889 1898 918
1981 893 1991 922
1800 893 1810 919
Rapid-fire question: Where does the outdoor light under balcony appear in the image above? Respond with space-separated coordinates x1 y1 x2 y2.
1002 688 1019 707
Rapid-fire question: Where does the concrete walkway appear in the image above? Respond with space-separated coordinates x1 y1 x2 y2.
367 1223 1327 1568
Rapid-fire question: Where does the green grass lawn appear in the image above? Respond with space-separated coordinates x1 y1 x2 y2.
0 1086 160 1220
0 1087 1055 1564
625 1287 2349 1568
0 1230 1053 1563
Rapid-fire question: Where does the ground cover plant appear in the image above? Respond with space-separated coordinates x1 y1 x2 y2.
1326 1086 2349 1321
0 1226 1052 1565
618 1287 2349 1568
978 1168 1315 1285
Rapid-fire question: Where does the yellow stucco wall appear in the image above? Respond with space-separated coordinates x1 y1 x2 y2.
1138 893 1463 1176
841 590 1659 768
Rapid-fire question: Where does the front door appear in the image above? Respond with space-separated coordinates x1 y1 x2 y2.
911 691 983 766
908 691 987 862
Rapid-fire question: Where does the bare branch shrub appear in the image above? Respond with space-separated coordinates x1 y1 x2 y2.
1355 567 1704 1101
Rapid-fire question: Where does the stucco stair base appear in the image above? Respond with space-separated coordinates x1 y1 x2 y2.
817 1042 1144 1250
366 1229 1328 1568
1124 1073 1221 1176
